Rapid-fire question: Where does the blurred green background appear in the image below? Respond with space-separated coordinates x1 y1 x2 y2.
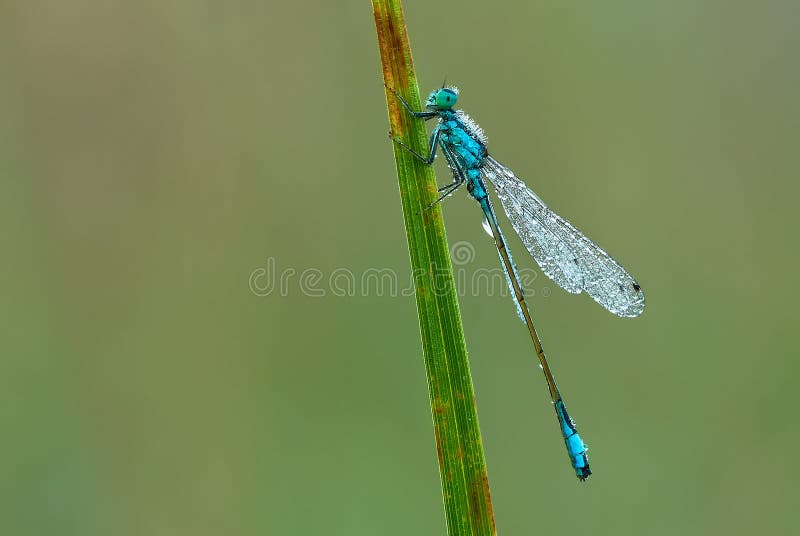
2 1 798 534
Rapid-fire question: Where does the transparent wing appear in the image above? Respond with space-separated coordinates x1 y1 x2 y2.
482 156 645 317
482 215 526 323
481 160 585 296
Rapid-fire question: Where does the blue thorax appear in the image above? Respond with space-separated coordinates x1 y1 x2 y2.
437 110 489 200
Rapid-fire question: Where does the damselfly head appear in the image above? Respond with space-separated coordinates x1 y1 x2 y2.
425 86 459 110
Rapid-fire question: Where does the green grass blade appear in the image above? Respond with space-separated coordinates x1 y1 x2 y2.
372 2 496 534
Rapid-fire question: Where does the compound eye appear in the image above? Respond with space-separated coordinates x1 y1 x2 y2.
436 88 458 109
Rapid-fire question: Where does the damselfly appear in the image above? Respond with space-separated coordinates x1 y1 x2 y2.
390 85 645 481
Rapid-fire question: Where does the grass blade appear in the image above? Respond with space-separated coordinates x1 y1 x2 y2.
372 2 496 534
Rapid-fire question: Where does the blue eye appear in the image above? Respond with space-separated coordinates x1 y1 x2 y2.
435 88 458 109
